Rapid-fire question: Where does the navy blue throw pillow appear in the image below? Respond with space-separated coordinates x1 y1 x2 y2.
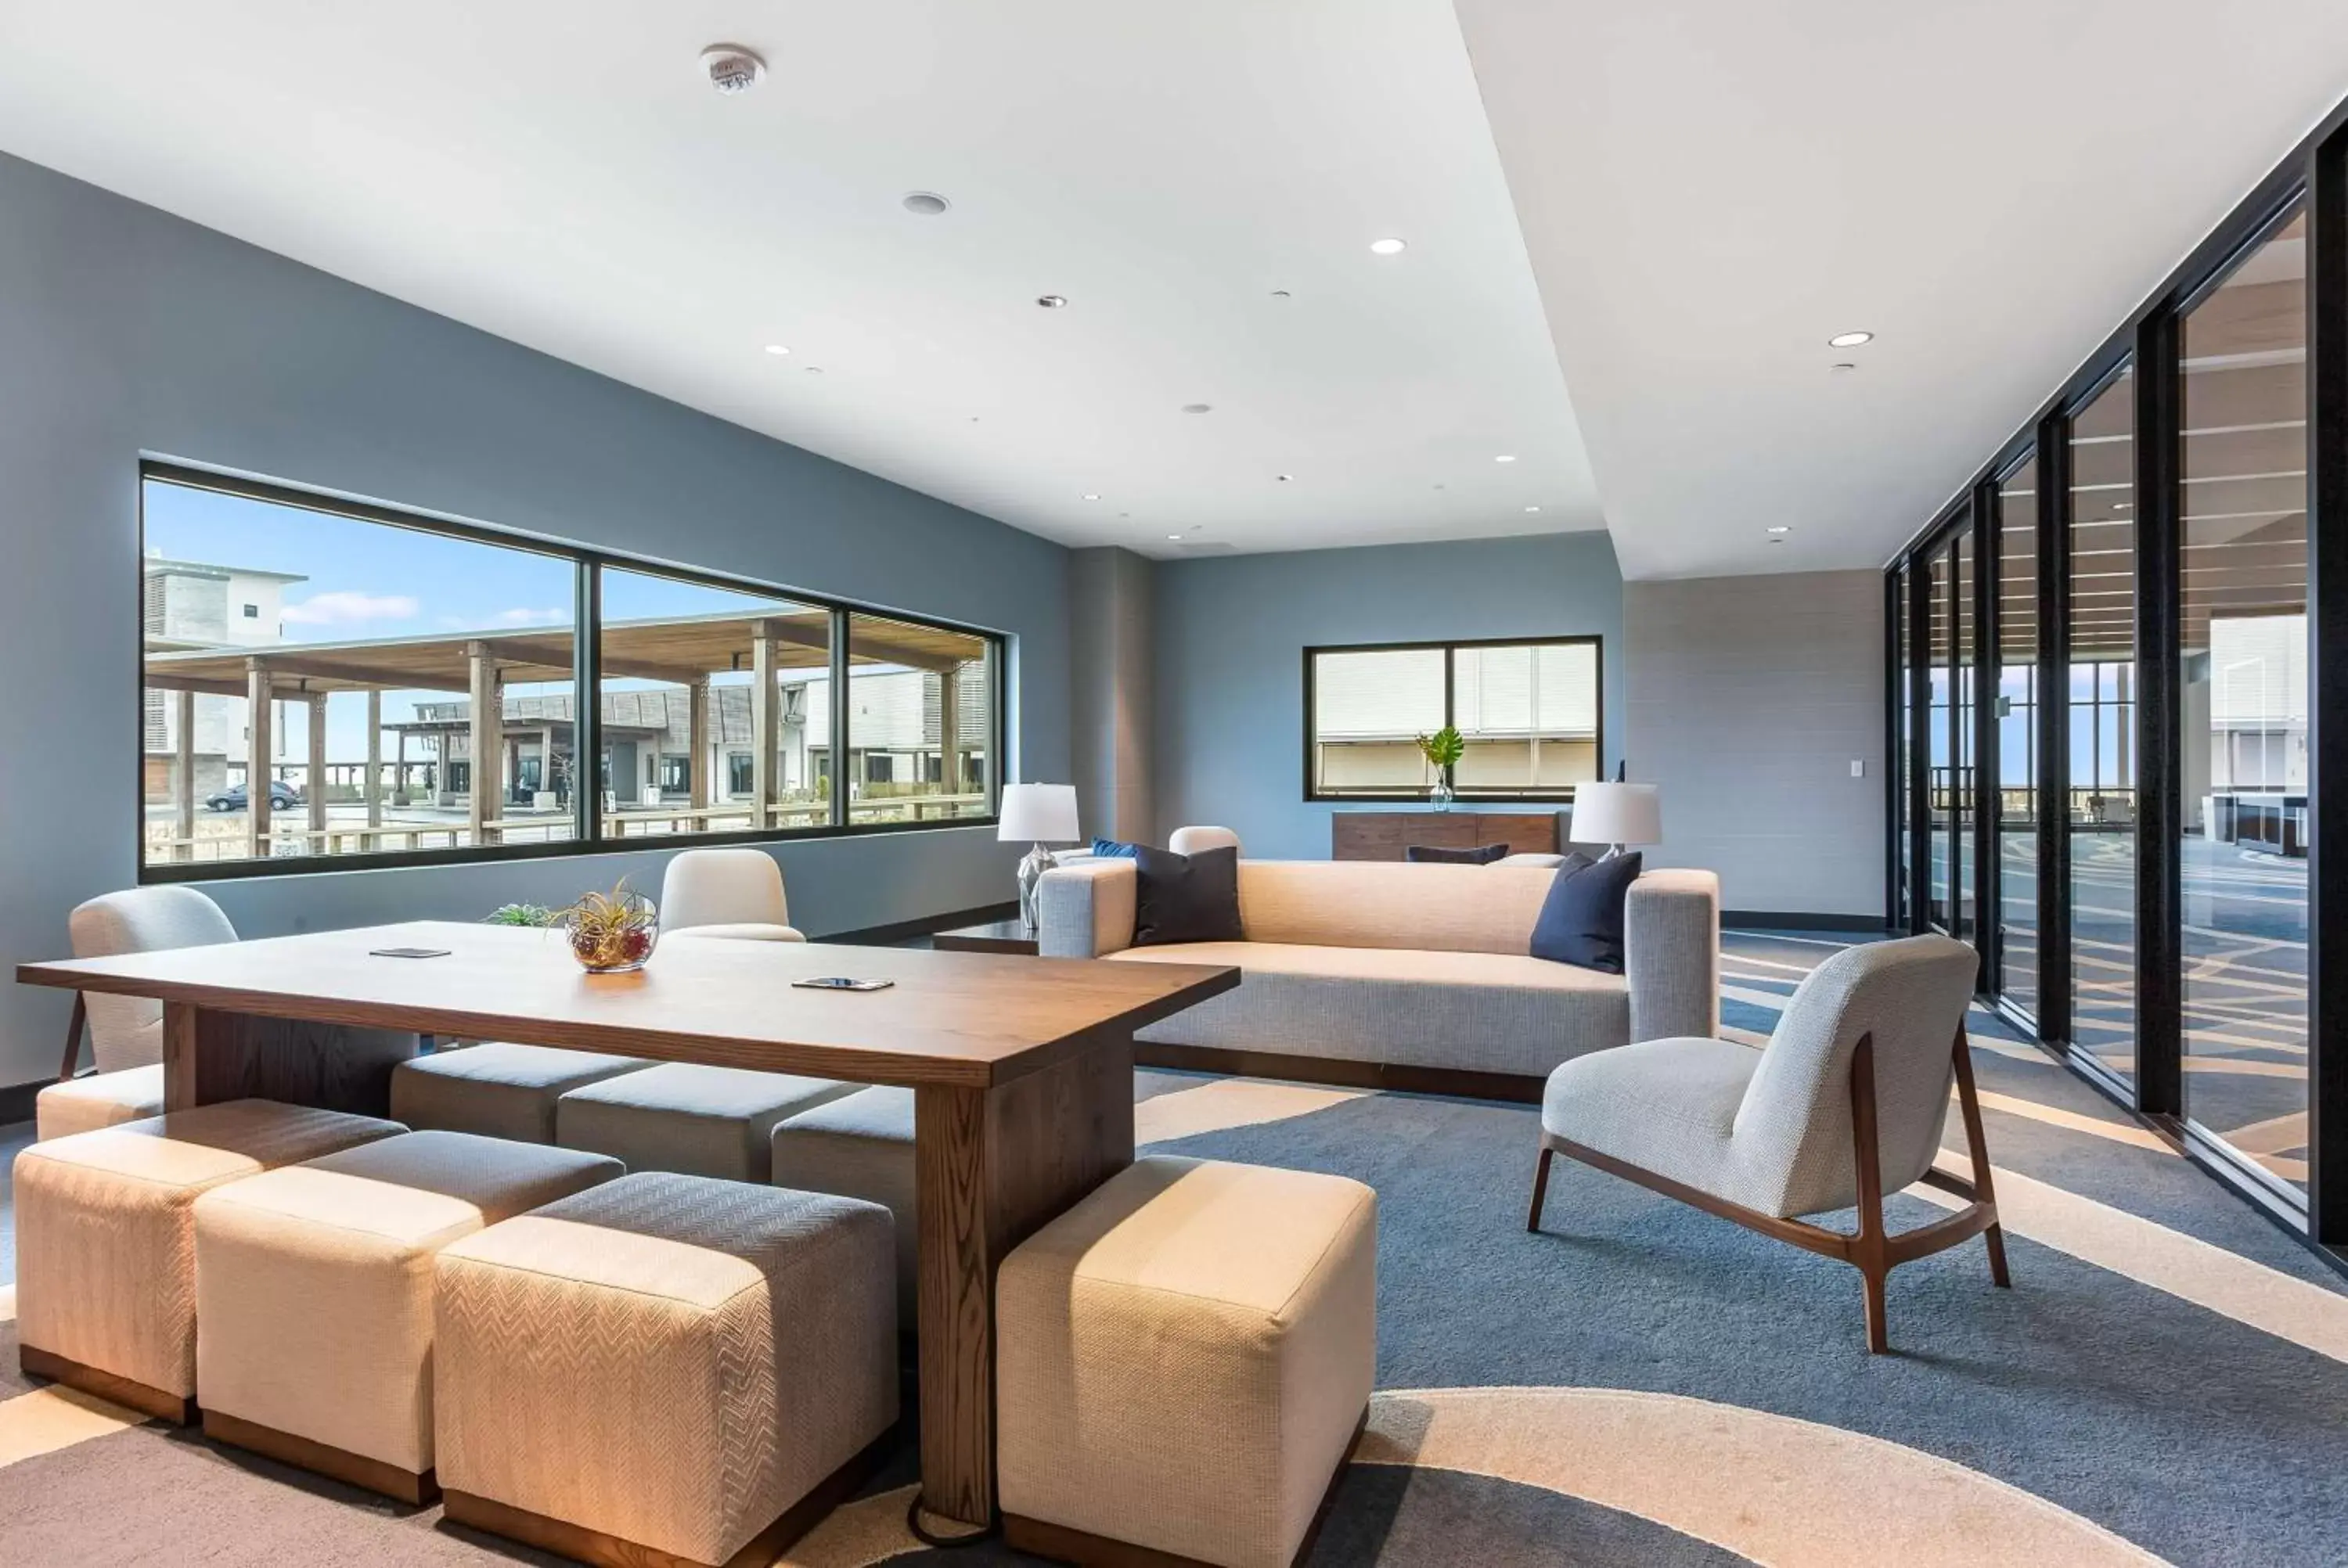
1529 852 1643 973
1131 844 1244 948
1404 843 1511 865
1090 837 1138 858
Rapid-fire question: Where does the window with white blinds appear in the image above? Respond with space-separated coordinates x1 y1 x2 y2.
1306 637 1601 800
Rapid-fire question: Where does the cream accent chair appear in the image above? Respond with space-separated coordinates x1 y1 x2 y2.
1167 824 1242 857
38 886 239 1140
193 1130 622 1502
1530 933 2005 1354
14 1100 405 1422
434 1173 898 1567
659 847 804 942
998 1156 1375 1568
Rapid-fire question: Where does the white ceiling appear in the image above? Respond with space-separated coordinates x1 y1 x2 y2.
1456 0 2348 579
0 0 1601 561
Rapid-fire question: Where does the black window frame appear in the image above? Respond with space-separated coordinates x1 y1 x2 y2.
1300 634 1604 804
135 460 1007 883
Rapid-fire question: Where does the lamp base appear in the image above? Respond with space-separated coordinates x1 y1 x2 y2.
1017 843 1055 931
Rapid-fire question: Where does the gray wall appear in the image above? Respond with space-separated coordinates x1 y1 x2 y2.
1152 533 1625 860
1624 569 1884 918
1067 547 1154 843
0 151 1067 1088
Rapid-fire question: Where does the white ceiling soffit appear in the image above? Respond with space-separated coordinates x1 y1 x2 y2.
0 1 1601 559
1455 0 2348 581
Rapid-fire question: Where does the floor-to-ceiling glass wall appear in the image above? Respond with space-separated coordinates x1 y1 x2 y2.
2068 367 2138 1084
1928 545 1957 930
1954 527 1977 944
1895 566 1914 929
2179 207 2310 1199
1997 455 2040 1012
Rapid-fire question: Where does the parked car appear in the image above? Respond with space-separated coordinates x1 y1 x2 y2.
205 781 302 812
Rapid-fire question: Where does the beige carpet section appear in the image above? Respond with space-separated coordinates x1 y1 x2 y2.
1914 1165 2348 1362
777 1483 922 1567
1966 1091 2175 1154
0 1285 14 1323
1356 1386 2169 1568
0 1387 148 1467
1135 1079 1369 1144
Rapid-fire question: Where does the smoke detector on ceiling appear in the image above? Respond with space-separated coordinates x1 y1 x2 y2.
700 44 766 95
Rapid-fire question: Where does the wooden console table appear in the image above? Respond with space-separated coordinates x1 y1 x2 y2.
1331 809 1562 861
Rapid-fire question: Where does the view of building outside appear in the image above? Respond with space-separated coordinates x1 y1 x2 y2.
1308 639 1599 797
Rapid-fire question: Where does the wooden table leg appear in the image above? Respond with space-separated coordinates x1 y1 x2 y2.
160 1001 420 1117
913 1024 1136 1534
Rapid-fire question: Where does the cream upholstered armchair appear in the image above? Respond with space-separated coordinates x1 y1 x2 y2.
39 886 239 1138
1166 825 1241 857
657 847 803 942
1529 933 2004 1352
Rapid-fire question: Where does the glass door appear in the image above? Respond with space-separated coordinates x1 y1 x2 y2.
1996 457 2040 1012
1922 520 1975 936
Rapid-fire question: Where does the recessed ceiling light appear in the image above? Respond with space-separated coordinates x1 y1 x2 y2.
1182 403 1212 415
902 192 950 216
1369 238 1407 256
1276 474 1293 483
1831 361 1856 372
1524 505 1541 513
1036 294 1068 309
763 343 790 356
1828 330 1874 348
1167 534 1183 541
1494 455 1517 463
1082 493 1101 501
1766 526 1792 534
804 365 824 375
1270 289 1292 299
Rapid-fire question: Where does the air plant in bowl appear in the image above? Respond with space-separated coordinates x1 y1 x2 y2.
554 879 659 973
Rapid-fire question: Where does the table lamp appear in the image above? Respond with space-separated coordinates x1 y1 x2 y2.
1000 782 1080 930
1568 782 1662 858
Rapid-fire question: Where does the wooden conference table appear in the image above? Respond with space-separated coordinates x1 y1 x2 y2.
17 919 1238 1534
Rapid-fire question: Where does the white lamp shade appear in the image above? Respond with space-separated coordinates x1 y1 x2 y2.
999 782 1080 843
1570 782 1662 846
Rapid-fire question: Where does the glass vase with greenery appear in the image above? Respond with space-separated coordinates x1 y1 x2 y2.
1416 725 1464 811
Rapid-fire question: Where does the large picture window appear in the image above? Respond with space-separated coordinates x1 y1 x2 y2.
1305 637 1601 800
138 466 1003 876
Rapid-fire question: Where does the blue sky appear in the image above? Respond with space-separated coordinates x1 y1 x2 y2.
145 480 805 768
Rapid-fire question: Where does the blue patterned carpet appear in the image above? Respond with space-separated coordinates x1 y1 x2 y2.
3 929 2344 1566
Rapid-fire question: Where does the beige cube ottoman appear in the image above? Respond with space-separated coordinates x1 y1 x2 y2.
391 1042 650 1143
13 1099 405 1422
434 1172 899 1568
192 1129 624 1501
556 1063 856 1182
999 1156 1377 1568
34 1064 166 1141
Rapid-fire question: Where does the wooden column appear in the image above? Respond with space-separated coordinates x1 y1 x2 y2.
938 660 961 796
307 693 330 846
688 675 712 823
364 691 383 842
245 661 272 858
751 623 780 831
468 642 502 846
174 689 196 863
913 1025 1136 1532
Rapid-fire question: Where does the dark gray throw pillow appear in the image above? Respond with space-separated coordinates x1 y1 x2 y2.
1131 844 1244 948
1529 851 1643 973
1405 842 1511 865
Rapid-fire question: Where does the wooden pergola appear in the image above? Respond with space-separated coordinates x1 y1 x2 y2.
143 609 984 855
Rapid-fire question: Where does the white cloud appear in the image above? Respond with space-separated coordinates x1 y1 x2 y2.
488 606 571 628
281 591 420 626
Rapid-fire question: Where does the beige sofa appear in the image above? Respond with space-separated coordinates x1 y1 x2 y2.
1035 858 1720 1099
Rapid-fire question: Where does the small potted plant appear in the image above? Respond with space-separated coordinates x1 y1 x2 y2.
1415 725 1464 811
553 879 660 973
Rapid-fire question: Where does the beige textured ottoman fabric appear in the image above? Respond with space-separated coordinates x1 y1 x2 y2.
556 1063 856 1183
999 1156 1377 1568
434 1172 898 1566
14 1100 405 1408
193 1130 623 1480
34 1064 167 1141
769 1086 918 1318
391 1043 650 1143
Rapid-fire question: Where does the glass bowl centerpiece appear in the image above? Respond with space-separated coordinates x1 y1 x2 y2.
556 879 659 973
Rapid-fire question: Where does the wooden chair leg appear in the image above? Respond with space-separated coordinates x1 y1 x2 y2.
1526 1145 1554 1233
1847 1035 1892 1354
57 993 87 1082
1950 1026 2011 1288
